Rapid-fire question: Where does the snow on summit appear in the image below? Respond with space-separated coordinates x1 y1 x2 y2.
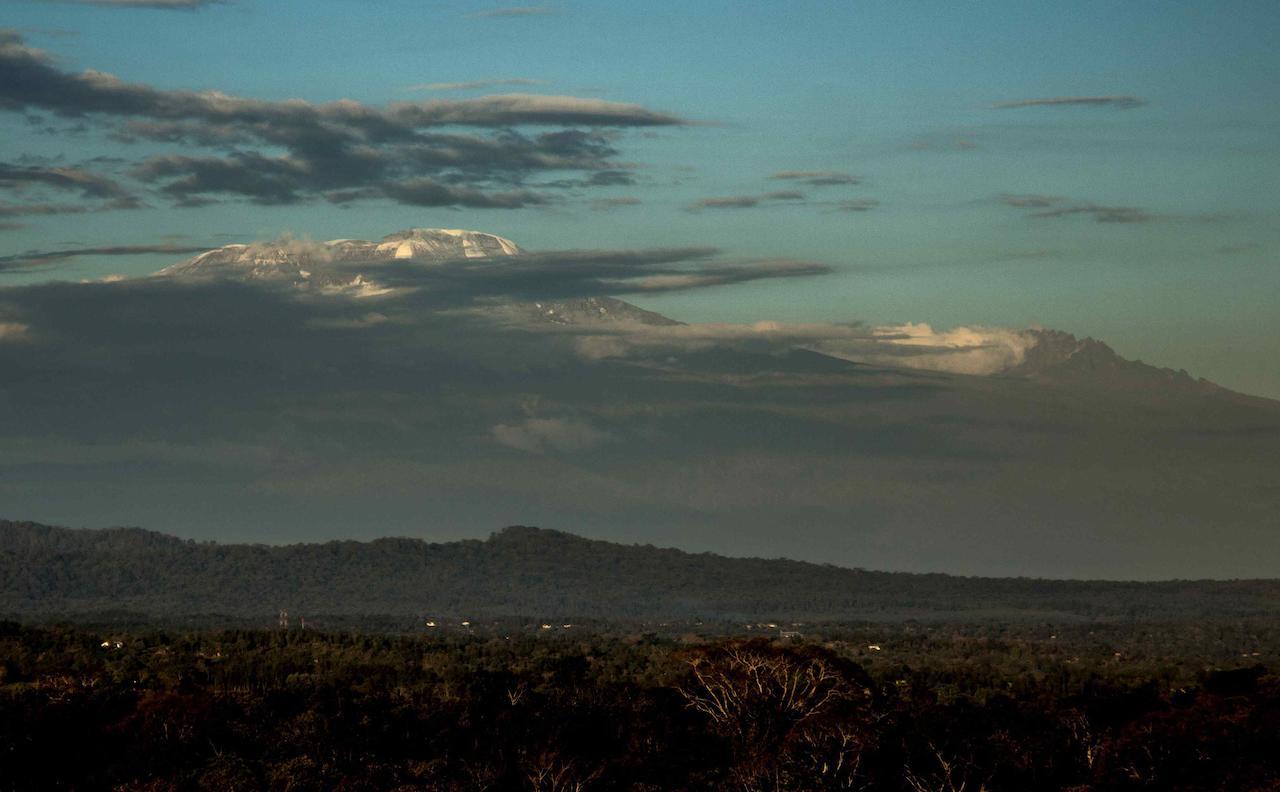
155 228 523 292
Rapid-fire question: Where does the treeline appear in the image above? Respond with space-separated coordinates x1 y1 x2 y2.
1 622 1277 790
5 521 1280 623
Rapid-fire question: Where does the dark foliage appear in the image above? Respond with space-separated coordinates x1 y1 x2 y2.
1 623 1278 790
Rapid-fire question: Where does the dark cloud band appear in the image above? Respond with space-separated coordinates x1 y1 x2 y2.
0 30 686 211
992 96 1146 110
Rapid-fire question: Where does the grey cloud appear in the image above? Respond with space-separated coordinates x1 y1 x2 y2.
590 196 641 211
410 79 545 92
40 0 223 7
993 95 1146 110
771 170 860 186
0 201 91 218
133 153 308 204
388 95 683 127
380 179 550 209
538 169 637 189
471 6 556 17
998 193 1066 209
135 236 828 303
18 29 80 38
0 196 140 217
0 31 685 210
907 137 979 152
2 262 1275 578
359 246 829 301
0 243 210 272
687 190 806 211
0 162 137 208
832 199 878 213
491 417 610 454
999 193 1154 223
1030 204 1153 223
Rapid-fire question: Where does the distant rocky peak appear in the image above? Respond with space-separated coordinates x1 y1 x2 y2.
1005 328 1217 392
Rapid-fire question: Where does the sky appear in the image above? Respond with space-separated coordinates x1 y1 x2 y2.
1 0 1278 397
2 1 1280 578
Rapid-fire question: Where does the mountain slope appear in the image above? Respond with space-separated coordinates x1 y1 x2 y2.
4 227 1278 579
4 521 1280 623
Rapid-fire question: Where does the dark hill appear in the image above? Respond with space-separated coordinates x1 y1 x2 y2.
3 520 1279 623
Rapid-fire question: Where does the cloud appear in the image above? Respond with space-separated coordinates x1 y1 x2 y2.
0 320 29 341
471 6 556 18
567 319 871 361
907 137 978 152
562 317 1040 377
379 179 549 209
491 417 609 454
537 169 637 189
0 162 132 199
998 193 1066 209
848 323 1039 375
0 31 686 210
998 193 1154 223
770 170 860 186
0 243 211 272
41 0 224 7
1 249 1268 579
410 79 545 92
1030 204 1153 223
351 245 829 301
832 199 878 213
687 190 806 211
992 95 1146 110
590 196 641 211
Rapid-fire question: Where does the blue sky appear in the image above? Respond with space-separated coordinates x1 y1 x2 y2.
3 0 1279 396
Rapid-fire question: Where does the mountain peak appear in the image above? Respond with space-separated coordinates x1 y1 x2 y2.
154 227 523 287
374 228 522 260
1005 328 1219 393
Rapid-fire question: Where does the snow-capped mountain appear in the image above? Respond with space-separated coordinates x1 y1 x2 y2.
156 227 681 325
154 228 1227 389
156 228 522 288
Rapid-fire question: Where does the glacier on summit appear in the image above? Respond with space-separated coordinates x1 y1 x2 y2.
156 228 522 290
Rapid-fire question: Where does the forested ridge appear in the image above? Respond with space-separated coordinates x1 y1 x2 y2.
4 520 1280 623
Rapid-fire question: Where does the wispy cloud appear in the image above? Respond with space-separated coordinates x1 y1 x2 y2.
998 193 1153 223
409 78 545 92
686 191 805 211
590 196 641 212
1032 205 1153 223
0 31 686 211
491 417 609 454
992 95 1146 110
0 243 210 272
0 162 134 200
771 170 860 186
470 6 556 18
907 137 979 152
40 0 225 8
832 199 878 213
997 193 1065 209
